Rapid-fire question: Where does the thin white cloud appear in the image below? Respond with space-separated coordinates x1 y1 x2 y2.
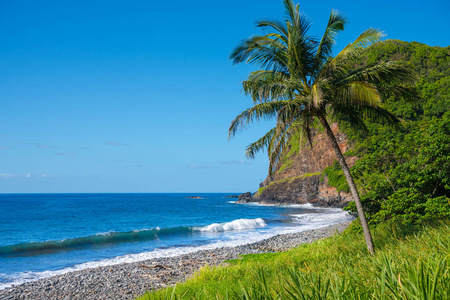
0 173 32 179
0 173 59 179
37 173 59 178
221 159 251 166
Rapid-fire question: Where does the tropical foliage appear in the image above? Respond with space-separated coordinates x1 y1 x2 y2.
228 0 418 254
348 112 450 225
337 41 450 225
321 161 349 193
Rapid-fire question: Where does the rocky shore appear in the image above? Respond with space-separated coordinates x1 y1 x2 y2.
0 222 350 300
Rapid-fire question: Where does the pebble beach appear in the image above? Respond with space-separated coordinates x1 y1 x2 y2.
0 222 350 300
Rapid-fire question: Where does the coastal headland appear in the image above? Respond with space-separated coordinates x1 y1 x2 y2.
0 222 350 300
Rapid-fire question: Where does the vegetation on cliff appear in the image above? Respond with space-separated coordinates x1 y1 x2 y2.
321 161 349 193
347 111 450 225
339 41 450 225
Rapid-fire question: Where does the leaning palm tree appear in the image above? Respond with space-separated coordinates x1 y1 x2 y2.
228 0 417 254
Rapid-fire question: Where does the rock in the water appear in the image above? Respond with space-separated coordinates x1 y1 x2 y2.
237 192 253 203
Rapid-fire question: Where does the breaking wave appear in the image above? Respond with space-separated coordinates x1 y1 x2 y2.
0 218 268 257
195 218 267 232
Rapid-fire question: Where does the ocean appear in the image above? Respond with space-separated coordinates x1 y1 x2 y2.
0 193 353 289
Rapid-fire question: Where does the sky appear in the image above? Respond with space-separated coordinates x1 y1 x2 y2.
1 0 449 193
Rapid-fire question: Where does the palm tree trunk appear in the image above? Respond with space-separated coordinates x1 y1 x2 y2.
317 113 375 255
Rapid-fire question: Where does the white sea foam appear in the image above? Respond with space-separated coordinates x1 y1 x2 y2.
291 207 354 224
196 218 267 232
239 200 354 224
0 208 353 290
238 201 316 208
95 231 115 236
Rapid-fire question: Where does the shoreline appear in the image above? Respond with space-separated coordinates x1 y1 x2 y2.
0 221 350 300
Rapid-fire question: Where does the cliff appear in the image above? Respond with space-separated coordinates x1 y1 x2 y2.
239 123 356 207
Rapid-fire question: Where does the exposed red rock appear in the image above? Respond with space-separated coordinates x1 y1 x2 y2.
246 123 357 208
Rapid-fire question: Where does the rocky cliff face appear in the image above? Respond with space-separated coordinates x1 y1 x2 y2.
239 123 356 208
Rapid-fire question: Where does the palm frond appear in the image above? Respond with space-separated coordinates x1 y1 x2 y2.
228 101 290 138
245 127 277 159
256 19 289 41
314 10 346 71
283 0 299 28
336 81 381 107
291 113 315 147
331 99 401 132
267 116 315 174
361 105 400 126
334 61 417 88
267 120 288 157
276 98 306 125
283 0 311 35
230 35 288 72
377 85 420 102
331 106 369 133
268 125 293 174
332 28 384 64
243 70 293 103
286 25 316 86
332 60 419 103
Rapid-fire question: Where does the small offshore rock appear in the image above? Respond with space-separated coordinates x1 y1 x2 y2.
237 192 253 203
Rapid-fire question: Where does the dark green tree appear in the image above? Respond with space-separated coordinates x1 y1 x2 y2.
228 0 417 254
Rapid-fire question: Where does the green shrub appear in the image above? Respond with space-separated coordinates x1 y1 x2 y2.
348 112 450 225
321 160 350 193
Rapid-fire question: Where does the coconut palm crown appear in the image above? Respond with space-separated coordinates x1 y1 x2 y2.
228 0 418 254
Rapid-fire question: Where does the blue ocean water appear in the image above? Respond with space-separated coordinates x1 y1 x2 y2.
0 193 352 289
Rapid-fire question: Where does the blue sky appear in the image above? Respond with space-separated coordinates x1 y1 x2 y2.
1 0 449 193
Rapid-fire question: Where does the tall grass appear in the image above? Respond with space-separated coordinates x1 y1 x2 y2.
139 221 449 299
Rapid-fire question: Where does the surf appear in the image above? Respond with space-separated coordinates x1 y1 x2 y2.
196 218 267 232
0 226 192 257
0 218 271 257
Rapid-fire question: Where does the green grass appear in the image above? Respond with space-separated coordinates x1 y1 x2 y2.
138 221 450 299
321 160 350 193
284 133 302 160
276 161 293 175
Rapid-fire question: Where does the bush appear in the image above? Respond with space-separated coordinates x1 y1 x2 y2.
348 112 450 224
321 160 350 193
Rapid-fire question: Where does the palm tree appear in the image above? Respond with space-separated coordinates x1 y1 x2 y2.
228 0 417 254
